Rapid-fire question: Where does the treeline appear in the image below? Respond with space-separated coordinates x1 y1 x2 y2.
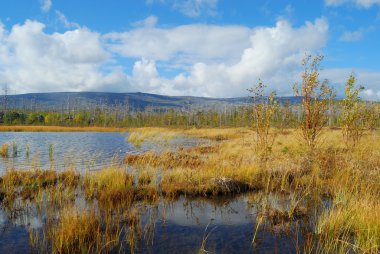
0 100 378 129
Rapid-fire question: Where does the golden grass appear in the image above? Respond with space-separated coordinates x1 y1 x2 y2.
83 167 134 208
127 128 177 147
0 125 127 132
47 207 101 254
0 143 9 158
83 167 160 207
125 127 380 251
124 128 379 196
316 194 380 253
126 150 203 168
0 168 79 204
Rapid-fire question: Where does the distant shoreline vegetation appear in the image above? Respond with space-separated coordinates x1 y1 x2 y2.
0 98 378 130
0 125 127 132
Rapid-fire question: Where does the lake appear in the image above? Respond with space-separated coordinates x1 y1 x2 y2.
0 132 199 173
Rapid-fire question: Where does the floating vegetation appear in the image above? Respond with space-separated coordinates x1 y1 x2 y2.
25 143 30 159
49 144 54 162
12 142 18 157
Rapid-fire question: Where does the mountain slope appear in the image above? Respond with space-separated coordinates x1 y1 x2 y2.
3 92 302 110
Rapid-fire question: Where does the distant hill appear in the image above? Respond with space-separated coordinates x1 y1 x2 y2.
3 92 303 111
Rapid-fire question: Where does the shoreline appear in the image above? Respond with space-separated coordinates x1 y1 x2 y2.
0 125 128 132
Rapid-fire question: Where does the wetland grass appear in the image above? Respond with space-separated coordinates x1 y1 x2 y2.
47 207 101 254
125 127 380 252
0 127 378 253
83 167 135 208
0 143 9 158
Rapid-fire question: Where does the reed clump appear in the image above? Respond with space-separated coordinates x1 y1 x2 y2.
127 129 177 147
46 207 101 254
315 195 380 253
0 169 79 204
126 150 203 168
1 169 57 189
0 143 9 158
83 167 135 208
1 169 79 190
160 167 255 198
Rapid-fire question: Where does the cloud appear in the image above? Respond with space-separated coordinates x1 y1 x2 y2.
165 18 329 97
325 0 348 6
132 16 158 28
325 0 380 8
340 30 365 41
1 17 378 99
0 17 330 97
106 18 329 97
173 0 218 17
339 26 374 42
56 11 80 29
40 0 52 12
146 0 218 17
322 68 380 100
0 20 128 94
105 24 252 66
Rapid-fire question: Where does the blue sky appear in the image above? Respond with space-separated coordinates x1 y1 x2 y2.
0 0 379 99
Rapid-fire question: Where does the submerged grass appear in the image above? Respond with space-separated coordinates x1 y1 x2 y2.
49 207 101 253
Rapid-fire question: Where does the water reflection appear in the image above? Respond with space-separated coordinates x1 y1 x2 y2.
0 191 322 253
160 196 256 227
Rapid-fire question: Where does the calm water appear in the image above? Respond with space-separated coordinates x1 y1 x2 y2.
0 132 199 173
0 194 312 253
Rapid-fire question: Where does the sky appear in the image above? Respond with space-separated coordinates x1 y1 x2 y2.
0 0 379 99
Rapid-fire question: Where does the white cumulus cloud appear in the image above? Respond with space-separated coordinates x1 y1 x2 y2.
0 20 128 94
105 24 252 66
108 18 329 97
1 17 379 99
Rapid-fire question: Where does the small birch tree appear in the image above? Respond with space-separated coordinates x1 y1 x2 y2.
248 80 278 161
293 55 335 149
340 73 365 148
